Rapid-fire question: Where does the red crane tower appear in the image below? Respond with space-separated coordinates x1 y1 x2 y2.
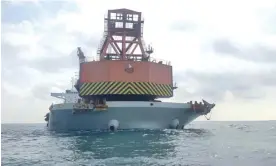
97 8 153 61
76 8 175 102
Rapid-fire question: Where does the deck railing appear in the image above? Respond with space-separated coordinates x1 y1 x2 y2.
82 56 171 66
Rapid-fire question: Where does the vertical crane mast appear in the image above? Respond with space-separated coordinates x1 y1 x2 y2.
97 8 151 61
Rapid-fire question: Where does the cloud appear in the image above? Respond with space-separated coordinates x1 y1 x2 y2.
1 10 100 73
256 6 276 35
212 39 240 55
212 38 276 63
173 69 276 102
170 21 198 32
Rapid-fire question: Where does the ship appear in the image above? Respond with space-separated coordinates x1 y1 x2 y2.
44 8 215 131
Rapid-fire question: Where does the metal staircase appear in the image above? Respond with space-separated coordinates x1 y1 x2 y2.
141 38 149 57
141 22 144 37
96 20 108 58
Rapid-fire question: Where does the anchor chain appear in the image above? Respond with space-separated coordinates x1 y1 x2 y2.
204 111 212 120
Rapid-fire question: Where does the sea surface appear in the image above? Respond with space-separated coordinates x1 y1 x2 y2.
1 121 276 166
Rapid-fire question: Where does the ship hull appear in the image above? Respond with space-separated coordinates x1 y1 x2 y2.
48 101 201 131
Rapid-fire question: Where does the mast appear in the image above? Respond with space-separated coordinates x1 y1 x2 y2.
74 47 86 91
97 8 151 61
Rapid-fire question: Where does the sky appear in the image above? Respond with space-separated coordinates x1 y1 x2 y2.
1 0 276 123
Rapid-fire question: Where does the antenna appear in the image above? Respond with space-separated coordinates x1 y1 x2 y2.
71 77 74 90
74 71 78 78
145 44 154 57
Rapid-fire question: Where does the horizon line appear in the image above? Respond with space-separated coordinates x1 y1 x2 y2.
2 120 276 125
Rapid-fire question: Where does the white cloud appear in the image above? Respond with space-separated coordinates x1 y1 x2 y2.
1 0 276 123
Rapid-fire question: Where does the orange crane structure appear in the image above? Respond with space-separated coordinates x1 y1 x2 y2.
75 8 176 102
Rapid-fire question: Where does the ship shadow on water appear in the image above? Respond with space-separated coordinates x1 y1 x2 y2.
47 128 214 160
49 129 177 159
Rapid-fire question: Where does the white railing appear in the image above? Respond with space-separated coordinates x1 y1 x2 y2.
84 56 100 62
81 56 171 66
148 57 171 66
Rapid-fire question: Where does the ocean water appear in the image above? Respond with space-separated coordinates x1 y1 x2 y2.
1 121 276 166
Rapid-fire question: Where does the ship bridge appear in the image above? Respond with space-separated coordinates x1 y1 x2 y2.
75 8 177 101
51 89 80 103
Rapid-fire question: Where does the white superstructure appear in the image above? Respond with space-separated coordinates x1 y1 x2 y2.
51 89 80 103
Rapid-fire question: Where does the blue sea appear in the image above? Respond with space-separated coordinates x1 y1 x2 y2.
1 121 276 166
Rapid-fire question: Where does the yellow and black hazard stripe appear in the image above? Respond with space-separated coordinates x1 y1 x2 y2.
79 82 173 97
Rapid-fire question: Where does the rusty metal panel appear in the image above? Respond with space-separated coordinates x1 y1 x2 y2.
80 61 109 83
80 61 172 85
149 62 173 85
108 61 150 82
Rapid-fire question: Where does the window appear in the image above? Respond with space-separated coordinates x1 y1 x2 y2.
115 22 123 28
111 13 116 19
127 14 133 21
133 14 138 21
116 13 123 20
126 22 133 29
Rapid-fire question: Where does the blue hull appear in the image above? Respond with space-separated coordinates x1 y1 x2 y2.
48 101 201 131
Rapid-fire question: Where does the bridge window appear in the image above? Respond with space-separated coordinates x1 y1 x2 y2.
126 22 133 29
133 14 138 21
111 13 116 19
115 21 123 28
127 14 133 21
116 13 123 20
111 13 123 20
